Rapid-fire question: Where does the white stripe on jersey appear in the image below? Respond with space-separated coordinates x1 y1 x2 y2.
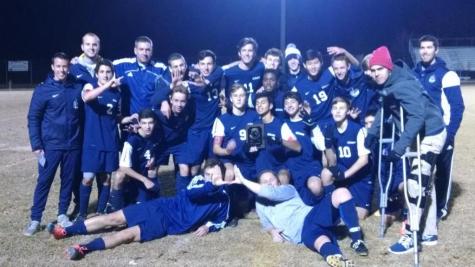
357 128 370 157
281 122 297 141
119 142 133 167
211 118 225 137
312 126 326 151
440 71 461 126
113 57 136 65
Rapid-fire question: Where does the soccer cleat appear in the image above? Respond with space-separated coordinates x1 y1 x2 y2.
388 234 418 254
48 224 68 240
351 239 369 256
23 220 40 236
421 235 438 246
58 214 73 228
65 245 88 260
325 254 355 267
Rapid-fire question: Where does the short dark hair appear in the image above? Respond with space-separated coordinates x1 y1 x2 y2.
135 36 153 47
331 96 351 108
203 158 225 178
419 35 439 50
139 108 156 121
237 37 258 52
198 50 216 63
94 59 114 74
168 52 186 65
51 52 70 64
331 53 350 65
263 68 280 79
255 91 274 105
283 91 302 104
304 49 323 64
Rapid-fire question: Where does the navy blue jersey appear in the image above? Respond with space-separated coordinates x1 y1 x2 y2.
120 133 160 176
333 67 378 125
82 82 121 151
154 108 194 146
159 175 230 234
285 119 318 171
113 58 166 115
188 67 223 130
223 62 265 108
256 118 296 173
334 121 370 175
293 68 335 123
286 71 306 91
272 88 288 120
212 110 260 164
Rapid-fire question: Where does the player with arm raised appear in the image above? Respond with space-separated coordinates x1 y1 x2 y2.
234 166 368 266
76 59 122 221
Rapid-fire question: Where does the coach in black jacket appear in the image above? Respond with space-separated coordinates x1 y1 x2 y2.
365 46 446 254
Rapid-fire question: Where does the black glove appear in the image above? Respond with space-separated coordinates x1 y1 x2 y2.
322 123 336 149
383 150 402 163
328 166 345 181
299 109 315 128
364 133 378 150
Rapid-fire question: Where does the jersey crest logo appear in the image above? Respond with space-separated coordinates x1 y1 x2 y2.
127 72 133 77
428 74 436 83
349 88 360 97
290 87 298 92
73 99 79 109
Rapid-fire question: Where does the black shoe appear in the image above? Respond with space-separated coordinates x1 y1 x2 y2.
226 217 239 228
351 239 368 256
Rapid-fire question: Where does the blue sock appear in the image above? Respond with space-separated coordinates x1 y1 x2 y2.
79 184 92 217
323 184 336 195
338 198 362 241
64 221 87 236
109 189 124 212
319 242 342 260
97 185 110 213
82 237 105 253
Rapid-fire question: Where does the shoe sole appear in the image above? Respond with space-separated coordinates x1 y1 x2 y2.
421 240 438 246
326 255 355 267
387 247 415 255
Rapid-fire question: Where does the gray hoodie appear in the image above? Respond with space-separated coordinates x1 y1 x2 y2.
368 63 445 156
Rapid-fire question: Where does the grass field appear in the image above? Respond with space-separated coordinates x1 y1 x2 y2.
0 87 474 266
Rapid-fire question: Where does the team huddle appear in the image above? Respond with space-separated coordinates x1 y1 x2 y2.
24 32 464 267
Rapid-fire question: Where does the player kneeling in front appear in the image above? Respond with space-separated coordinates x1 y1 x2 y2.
48 159 230 260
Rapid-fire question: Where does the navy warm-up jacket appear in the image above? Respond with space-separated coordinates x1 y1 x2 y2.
27 74 83 151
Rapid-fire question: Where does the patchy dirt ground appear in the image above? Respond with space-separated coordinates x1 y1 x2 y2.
0 87 474 267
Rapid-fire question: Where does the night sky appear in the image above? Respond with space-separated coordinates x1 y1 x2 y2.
2 0 474 82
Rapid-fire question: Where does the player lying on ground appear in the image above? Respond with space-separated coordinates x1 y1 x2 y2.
233 165 368 267
49 159 231 260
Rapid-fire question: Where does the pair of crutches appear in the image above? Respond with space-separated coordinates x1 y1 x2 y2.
377 105 423 267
